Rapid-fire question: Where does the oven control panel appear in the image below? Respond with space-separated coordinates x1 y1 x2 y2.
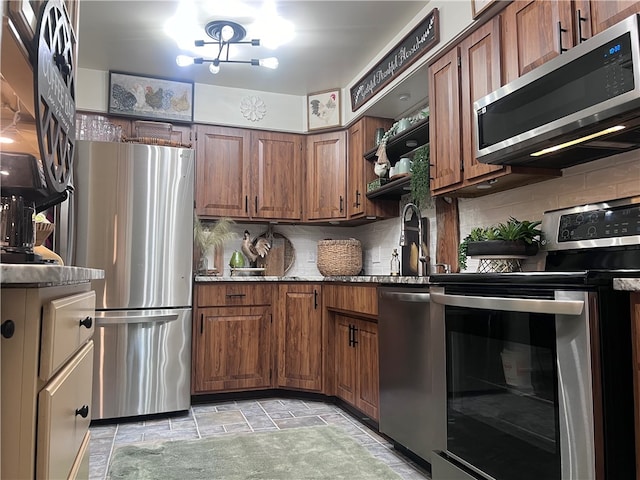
542 196 640 251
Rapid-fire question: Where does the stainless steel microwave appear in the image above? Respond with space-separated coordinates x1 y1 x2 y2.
474 14 640 169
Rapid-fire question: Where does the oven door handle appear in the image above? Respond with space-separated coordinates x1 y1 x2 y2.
380 291 430 303
430 292 584 316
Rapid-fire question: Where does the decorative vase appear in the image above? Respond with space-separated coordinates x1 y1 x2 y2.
229 250 245 268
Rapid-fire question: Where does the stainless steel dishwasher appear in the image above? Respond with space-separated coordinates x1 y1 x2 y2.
378 285 446 465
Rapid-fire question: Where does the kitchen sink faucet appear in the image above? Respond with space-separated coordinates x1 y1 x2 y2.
399 203 427 276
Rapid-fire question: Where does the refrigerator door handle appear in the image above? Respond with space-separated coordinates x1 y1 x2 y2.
95 310 180 325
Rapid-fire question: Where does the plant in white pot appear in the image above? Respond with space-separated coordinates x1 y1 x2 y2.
458 217 543 271
194 215 236 274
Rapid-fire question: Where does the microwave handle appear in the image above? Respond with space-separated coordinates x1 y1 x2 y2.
430 292 584 316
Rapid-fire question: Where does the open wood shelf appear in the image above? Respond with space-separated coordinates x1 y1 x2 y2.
364 117 430 162
366 175 412 199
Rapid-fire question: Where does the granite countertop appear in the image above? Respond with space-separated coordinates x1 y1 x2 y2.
1 264 105 287
194 275 430 285
613 278 640 292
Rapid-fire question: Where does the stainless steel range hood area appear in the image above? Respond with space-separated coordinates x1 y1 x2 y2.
474 14 640 169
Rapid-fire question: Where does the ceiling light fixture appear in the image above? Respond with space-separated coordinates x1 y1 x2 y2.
176 20 278 74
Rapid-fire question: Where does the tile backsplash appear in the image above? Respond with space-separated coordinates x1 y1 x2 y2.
206 150 639 277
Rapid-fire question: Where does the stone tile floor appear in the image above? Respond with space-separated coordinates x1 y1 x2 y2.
89 397 431 479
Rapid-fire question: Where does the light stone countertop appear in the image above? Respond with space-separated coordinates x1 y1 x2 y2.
1 264 105 287
195 275 430 285
613 278 640 292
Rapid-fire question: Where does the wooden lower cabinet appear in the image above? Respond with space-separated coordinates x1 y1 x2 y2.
192 284 273 393
194 306 272 392
192 282 380 421
334 315 379 421
276 284 323 391
325 284 380 421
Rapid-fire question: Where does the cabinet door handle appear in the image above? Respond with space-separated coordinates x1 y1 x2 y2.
339 195 344 213
255 195 258 213
576 9 587 44
558 21 568 53
75 405 89 418
352 325 358 347
245 195 248 213
79 316 93 329
200 313 204 335
1 320 15 339
355 190 361 208
348 324 353 347
314 290 318 309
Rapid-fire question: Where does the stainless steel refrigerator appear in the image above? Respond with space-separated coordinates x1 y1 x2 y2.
71 140 194 420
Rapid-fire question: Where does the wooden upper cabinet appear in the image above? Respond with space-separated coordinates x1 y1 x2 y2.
347 117 395 220
305 130 347 221
428 46 463 192
460 16 505 183
428 15 561 197
502 0 574 84
195 125 251 218
574 0 640 39
250 131 303 221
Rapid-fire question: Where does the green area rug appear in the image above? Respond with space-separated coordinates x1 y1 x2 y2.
107 425 402 479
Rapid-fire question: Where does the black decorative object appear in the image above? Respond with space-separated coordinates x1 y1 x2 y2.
350 8 439 112
34 0 77 194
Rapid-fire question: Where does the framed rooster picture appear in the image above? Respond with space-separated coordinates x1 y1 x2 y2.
307 89 341 131
108 71 194 122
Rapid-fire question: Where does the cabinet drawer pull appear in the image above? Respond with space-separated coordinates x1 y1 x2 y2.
1 319 15 339
558 21 568 53
226 293 247 298
75 405 89 418
79 316 93 329
576 9 587 44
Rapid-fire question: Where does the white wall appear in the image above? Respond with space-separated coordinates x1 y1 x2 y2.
77 67 306 132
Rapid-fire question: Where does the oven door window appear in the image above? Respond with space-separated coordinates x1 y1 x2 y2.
446 307 560 480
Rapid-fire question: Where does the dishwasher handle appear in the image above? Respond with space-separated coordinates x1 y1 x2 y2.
380 291 430 303
95 310 180 325
430 292 584 316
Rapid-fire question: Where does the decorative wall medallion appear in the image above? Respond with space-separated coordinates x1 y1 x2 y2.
240 96 267 121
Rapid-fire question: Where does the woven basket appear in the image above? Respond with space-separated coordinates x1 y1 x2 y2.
317 239 362 276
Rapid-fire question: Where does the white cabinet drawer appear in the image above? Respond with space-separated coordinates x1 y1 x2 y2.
41 290 95 381
37 341 94 480
68 430 91 480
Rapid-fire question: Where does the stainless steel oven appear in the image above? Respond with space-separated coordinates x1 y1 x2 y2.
429 196 640 480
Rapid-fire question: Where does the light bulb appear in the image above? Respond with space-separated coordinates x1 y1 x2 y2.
259 57 279 69
221 24 234 42
209 62 220 74
176 55 194 67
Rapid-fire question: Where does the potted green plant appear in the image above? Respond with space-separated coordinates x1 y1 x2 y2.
458 217 543 270
194 215 236 274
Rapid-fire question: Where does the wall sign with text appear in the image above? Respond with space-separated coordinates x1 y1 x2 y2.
350 8 439 112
